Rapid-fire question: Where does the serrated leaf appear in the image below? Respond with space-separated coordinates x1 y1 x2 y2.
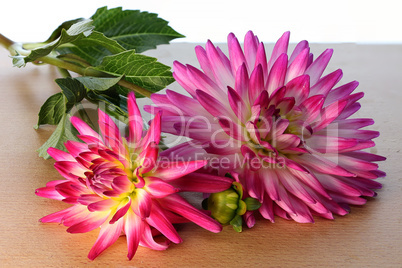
44 18 85 43
91 6 184 53
75 75 123 91
93 50 174 96
55 77 86 112
15 19 94 67
37 113 80 159
35 93 65 128
56 31 126 66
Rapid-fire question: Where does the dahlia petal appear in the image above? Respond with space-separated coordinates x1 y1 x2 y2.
47 147 75 162
170 172 232 193
244 168 264 201
88 218 124 260
39 206 75 223
278 169 316 204
140 223 170 251
71 116 101 140
132 189 152 219
305 48 333 85
161 194 222 233
54 161 87 179
234 63 249 99
260 168 280 201
274 134 301 150
312 100 348 132
172 61 198 97
289 40 309 65
324 81 359 106
343 151 386 162
152 160 207 181
244 31 259 72
336 118 374 129
293 154 355 177
127 92 143 144
124 210 143 260
330 193 367 206
35 181 66 200
144 176 178 198
98 109 123 152
310 69 343 97
146 203 182 244
259 194 275 222
266 53 288 94
228 32 247 74
218 117 246 141
305 135 359 154
285 48 309 83
315 173 362 196
140 111 162 148
194 46 215 83
267 31 290 72
67 212 109 233
109 199 132 224
300 95 325 122
228 86 249 123
255 42 268 77
187 65 227 101
205 40 234 90
249 64 265 103
77 194 104 205
287 195 314 223
196 89 234 119
275 181 297 215
138 142 159 174
284 75 310 105
166 89 211 118
88 198 117 212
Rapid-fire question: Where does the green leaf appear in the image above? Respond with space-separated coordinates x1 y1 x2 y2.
56 31 126 66
93 50 174 95
243 197 262 211
35 93 65 128
13 19 94 67
37 113 80 159
44 18 85 43
91 6 184 53
55 77 86 112
229 214 243 233
75 75 123 91
86 91 128 121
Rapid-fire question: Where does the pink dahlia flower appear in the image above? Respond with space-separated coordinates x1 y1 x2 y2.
147 31 386 224
36 92 232 260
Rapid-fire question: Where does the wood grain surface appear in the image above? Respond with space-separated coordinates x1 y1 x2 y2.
0 43 400 267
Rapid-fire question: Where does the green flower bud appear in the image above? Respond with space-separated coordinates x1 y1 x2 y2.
207 188 240 225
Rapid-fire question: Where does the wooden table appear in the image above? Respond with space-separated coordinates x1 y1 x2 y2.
0 43 401 267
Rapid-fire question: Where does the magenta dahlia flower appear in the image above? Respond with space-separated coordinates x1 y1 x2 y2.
35 92 232 260
146 31 386 224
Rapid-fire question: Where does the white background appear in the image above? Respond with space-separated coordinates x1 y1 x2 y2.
0 0 400 44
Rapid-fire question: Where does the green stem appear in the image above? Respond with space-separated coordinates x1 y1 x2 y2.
0 33 153 98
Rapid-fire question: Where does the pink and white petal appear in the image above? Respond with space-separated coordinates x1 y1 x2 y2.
127 92 144 144
309 69 343 97
324 80 359 106
144 176 178 198
285 48 309 83
140 111 162 148
284 75 310 105
205 40 234 90
132 189 152 219
289 40 309 65
244 31 259 72
196 89 235 119
267 31 290 72
234 63 250 100
249 64 265 103
277 169 316 204
152 160 207 181
87 217 124 260
87 198 117 212
259 194 275 222
228 86 249 123
146 202 182 244
67 211 110 233
140 223 170 250
47 147 75 161
39 206 75 223
70 116 101 140
228 32 246 74
305 48 333 85
171 172 233 193
110 199 132 224
124 209 143 260
218 117 247 141
266 53 288 94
